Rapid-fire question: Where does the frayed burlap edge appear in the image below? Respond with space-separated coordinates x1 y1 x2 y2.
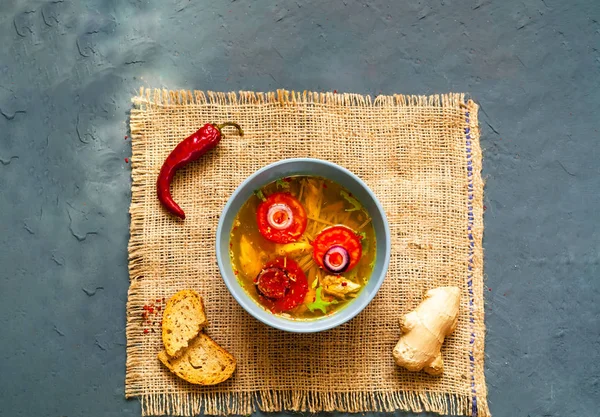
137 390 476 416
465 101 488 417
131 87 467 108
126 89 488 417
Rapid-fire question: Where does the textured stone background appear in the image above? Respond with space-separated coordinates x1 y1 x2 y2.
1 1 599 416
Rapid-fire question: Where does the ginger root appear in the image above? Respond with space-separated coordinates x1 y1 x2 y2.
393 286 460 376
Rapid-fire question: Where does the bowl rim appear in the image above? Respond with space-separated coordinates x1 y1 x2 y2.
216 158 391 333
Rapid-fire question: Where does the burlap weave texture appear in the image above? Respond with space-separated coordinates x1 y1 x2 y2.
126 89 488 417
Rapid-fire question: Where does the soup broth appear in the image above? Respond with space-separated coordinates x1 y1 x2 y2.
229 176 376 320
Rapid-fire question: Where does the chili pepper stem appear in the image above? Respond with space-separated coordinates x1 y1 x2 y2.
215 122 244 136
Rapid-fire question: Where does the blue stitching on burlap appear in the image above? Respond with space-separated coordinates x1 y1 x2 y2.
465 112 478 417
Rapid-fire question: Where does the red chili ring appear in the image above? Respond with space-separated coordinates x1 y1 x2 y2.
255 257 308 312
255 267 291 300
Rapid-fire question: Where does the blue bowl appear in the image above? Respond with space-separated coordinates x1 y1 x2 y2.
216 158 391 333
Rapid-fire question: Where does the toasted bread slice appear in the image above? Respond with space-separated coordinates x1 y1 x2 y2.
162 290 208 358
158 333 236 385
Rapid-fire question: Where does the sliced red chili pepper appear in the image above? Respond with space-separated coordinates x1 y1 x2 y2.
256 192 307 243
255 257 308 312
312 225 362 273
254 267 290 299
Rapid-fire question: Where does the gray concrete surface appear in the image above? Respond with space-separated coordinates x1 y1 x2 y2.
1 0 599 416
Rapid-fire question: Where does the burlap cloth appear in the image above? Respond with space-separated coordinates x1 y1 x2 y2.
126 88 488 417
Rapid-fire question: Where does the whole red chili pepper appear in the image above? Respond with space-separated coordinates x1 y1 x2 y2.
157 122 243 219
